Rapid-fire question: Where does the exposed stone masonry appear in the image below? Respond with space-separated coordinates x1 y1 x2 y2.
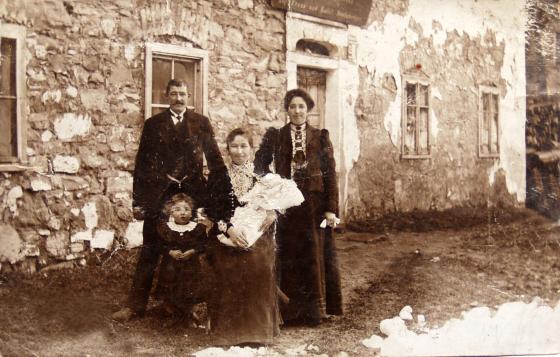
0 0 287 272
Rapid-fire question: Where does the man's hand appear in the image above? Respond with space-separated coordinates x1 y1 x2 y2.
132 207 145 220
196 208 214 230
227 226 249 249
324 211 338 227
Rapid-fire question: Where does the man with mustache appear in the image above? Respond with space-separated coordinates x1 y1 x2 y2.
112 79 228 321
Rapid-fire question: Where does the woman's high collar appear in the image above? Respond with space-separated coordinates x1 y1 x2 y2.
229 160 254 173
290 122 307 132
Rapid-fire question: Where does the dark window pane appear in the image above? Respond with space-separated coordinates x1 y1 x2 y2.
418 85 428 106
404 106 416 153
151 106 167 116
482 93 490 114
296 39 330 56
491 112 499 153
0 98 17 159
418 108 429 154
480 142 489 155
0 37 16 96
406 82 416 106
174 59 196 109
482 93 490 152
152 57 172 105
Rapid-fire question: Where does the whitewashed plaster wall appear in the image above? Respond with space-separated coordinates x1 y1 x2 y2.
284 0 527 218
353 0 527 202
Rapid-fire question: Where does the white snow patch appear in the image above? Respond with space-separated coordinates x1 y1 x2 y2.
362 334 383 349
399 305 414 320
193 346 277 357
363 298 560 356
380 316 407 336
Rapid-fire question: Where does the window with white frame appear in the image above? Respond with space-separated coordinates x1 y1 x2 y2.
401 72 430 158
0 24 26 166
478 85 500 158
144 43 208 118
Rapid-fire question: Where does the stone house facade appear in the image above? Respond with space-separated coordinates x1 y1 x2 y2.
0 0 527 272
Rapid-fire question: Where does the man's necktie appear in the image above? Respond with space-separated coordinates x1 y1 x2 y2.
174 114 182 125
293 125 306 166
174 114 185 133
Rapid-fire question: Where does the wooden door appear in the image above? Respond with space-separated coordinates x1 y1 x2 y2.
297 67 326 129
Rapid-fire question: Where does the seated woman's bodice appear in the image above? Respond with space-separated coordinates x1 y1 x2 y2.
223 162 257 218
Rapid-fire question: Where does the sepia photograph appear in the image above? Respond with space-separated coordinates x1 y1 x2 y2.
0 0 559 355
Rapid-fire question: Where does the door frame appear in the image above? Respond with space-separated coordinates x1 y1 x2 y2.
287 51 347 218
297 66 327 129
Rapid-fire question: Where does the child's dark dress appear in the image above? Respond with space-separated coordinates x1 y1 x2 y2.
155 219 209 313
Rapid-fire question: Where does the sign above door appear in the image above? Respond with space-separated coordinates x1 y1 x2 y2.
271 0 372 27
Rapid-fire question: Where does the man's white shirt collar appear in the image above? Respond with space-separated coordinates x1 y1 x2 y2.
170 109 186 125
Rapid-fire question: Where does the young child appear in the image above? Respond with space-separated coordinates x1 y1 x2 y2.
155 192 209 321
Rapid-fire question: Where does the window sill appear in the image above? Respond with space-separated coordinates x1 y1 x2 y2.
401 154 431 160
0 163 41 172
478 154 500 159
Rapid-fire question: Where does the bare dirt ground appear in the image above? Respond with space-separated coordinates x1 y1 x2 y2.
1 208 560 356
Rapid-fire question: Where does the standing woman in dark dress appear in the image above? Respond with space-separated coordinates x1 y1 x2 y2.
209 128 280 346
254 88 343 326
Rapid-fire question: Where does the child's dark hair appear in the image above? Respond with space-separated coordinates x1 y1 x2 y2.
162 193 195 217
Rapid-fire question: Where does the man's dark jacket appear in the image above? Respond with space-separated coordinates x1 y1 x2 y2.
132 109 228 219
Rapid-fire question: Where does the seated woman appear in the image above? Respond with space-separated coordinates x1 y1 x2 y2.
155 192 210 321
208 128 279 346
